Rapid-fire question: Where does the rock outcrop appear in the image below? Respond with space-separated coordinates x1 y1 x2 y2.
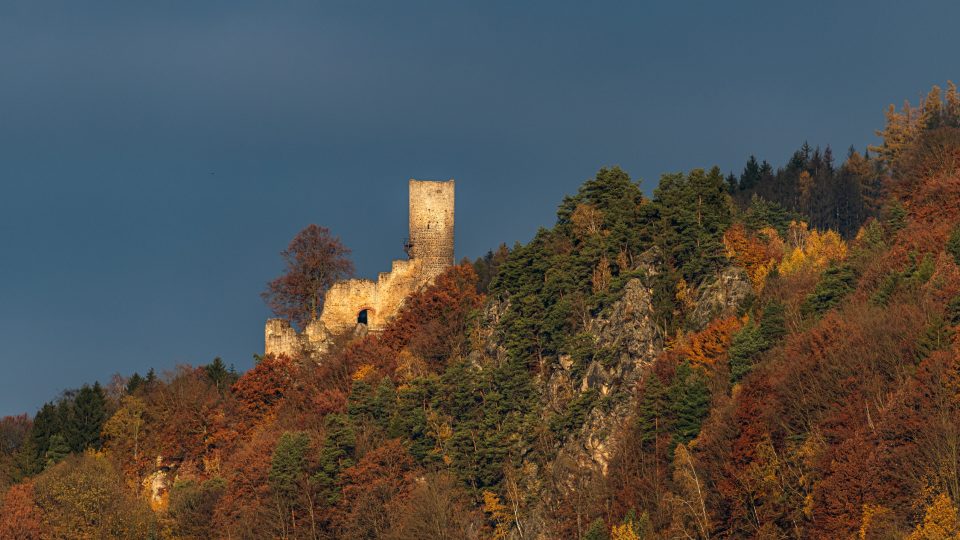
689 266 753 329
542 263 751 502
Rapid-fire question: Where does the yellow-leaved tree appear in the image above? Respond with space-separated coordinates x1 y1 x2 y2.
482 490 512 540
611 521 641 540
778 221 847 275
101 395 147 470
908 493 960 539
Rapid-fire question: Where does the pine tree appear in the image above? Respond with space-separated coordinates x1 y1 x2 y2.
729 323 767 384
44 434 70 468
125 373 144 395
269 431 310 499
947 224 960 266
758 302 786 344
726 172 738 194
741 196 798 236
739 155 762 191
29 402 64 473
653 167 732 285
203 357 232 393
668 362 711 446
372 377 397 429
802 264 857 317
389 376 437 463
65 384 107 452
636 373 669 450
914 316 954 363
145 368 157 387
947 295 960 326
584 518 610 540
346 380 375 425
314 414 356 505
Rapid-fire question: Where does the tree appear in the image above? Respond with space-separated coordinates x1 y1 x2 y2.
125 372 145 394
801 264 857 316
33 452 157 538
948 224 960 266
262 224 354 329
28 402 65 474
870 82 960 177
64 383 107 452
739 155 762 191
0 481 43 539
168 477 227 539
43 435 69 468
665 444 711 539
0 414 32 487
668 362 712 446
269 431 313 537
728 322 766 384
314 413 356 505
336 439 415 539
387 471 482 540
722 223 783 292
232 354 295 420
653 167 733 285
778 222 848 276
677 317 742 370
101 395 146 465
583 518 610 540
636 372 669 451
758 301 786 343
907 493 960 539
380 263 484 368
472 243 510 294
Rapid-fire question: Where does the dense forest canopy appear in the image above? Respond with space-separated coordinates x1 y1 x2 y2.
3 83 960 539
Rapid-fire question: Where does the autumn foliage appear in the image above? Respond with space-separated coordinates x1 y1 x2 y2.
723 223 784 291
6 84 960 539
262 224 355 329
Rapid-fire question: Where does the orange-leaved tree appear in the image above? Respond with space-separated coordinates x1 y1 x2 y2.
676 316 743 370
723 223 784 292
380 263 483 369
0 480 43 540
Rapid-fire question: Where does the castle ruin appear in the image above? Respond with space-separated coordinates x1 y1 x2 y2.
265 179 455 358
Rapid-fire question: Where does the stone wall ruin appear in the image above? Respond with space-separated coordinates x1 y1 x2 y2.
264 179 454 359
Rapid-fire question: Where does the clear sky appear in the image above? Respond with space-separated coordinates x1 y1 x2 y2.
1 1 958 416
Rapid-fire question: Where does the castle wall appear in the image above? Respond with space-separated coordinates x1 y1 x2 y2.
317 258 427 333
265 318 333 359
265 319 303 358
319 278 379 333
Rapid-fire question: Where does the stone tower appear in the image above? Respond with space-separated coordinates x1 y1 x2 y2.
408 179 455 278
265 178 456 358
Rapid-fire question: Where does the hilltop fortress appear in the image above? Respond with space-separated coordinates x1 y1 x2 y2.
265 179 455 359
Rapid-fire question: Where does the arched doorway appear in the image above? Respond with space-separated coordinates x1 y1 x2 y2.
357 308 370 326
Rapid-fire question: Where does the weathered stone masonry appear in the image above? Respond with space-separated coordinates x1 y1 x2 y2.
265 179 455 358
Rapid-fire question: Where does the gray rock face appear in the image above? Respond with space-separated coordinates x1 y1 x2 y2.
591 278 661 372
544 266 751 495
549 277 663 477
527 262 754 537
689 266 753 329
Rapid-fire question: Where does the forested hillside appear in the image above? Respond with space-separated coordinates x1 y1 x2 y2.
3 83 960 539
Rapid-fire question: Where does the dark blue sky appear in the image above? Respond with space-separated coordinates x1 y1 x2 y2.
1 1 958 415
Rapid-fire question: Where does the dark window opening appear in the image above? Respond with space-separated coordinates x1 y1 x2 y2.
357 309 369 325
